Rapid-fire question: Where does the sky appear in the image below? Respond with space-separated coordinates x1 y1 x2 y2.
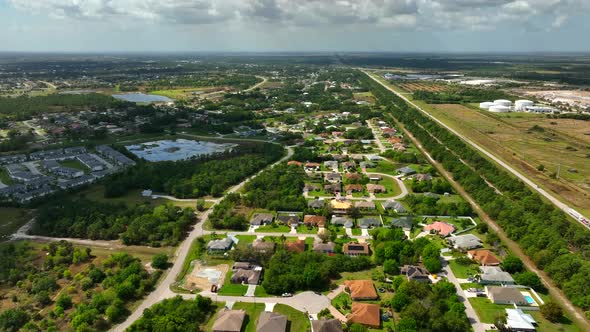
1 0 589 53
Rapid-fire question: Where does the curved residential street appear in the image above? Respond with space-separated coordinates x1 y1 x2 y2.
364 70 589 227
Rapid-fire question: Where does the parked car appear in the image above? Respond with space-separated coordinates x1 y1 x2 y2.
282 293 293 297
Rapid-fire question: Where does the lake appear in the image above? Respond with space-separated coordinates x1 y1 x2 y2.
125 139 236 162
112 93 173 103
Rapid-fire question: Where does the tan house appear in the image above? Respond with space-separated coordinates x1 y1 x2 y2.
304 215 327 227
468 249 501 266
486 286 528 305
343 242 370 256
256 312 287 332
212 309 246 332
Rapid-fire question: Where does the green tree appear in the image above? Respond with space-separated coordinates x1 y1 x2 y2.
0 308 30 332
501 255 524 274
56 294 73 310
540 302 563 322
513 271 545 291
151 254 169 270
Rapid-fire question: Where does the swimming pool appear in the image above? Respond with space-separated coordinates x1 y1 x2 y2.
524 295 535 304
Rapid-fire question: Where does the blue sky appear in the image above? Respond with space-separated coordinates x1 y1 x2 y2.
1 0 589 53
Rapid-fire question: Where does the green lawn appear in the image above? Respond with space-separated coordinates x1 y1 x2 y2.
448 259 479 279
529 311 582 332
0 168 14 185
59 158 90 172
254 285 269 297
235 235 256 249
274 304 310 332
297 225 318 234
374 176 402 198
232 302 265 332
468 297 512 324
331 292 352 315
255 224 291 233
217 283 248 296
351 228 361 236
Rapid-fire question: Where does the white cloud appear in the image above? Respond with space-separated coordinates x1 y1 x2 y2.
7 0 589 31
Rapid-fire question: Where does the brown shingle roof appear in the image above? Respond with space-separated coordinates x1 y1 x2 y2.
285 239 305 253
347 302 380 328
311 319 343 332
344 280 378 300
304 215 326 227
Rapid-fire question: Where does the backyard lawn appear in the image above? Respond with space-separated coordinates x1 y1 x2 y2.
331 292 352 315
274 304 310 332
448 259 480 279
233 302 265 332
468 297 512 324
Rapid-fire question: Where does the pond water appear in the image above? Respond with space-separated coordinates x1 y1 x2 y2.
125 139 235 162
112 93 173 103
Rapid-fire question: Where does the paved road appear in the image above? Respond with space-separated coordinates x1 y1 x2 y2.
442 258 489 332
366 120 387 153
244 76 268 92
364 70 590 227
111 146 293 332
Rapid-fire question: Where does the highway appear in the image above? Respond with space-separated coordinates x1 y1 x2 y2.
363 70 590 228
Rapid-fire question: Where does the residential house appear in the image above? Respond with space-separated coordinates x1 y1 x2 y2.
287 160 303 167
304 183 321 192
342 161 356 171
324 183 342 194
311 319 343 332
368 174 382 181
486 286 527 306
388 137 402 144
346 303 381 328
366 184 386 194
330 199 352 214
304 162 321 172
325 172 342 183
355 201 375 210
76 154 104 171
414 173 433 182
250 213 274 226
313 241 335 254
285 239 305 253
344 280 378 300
207 238 233 253
303 215 326 227
230 268 262 285
381 200 406 213
331 215 353 228
397 166 416 176
358 217 380 229
479 266 515 285
277 214 300 227
400 265 431 283
448 234 483 250
392 143 406 152
251 239 276 254
367 155 382 162
308 199 325 209
256 312 287 332
212 309 246 332
424 221 456 237
505 309 537 331
96 145 136 166
343 242 370 256
359 161 375 169
389 216 413 231
344 184 364 194
468 249 501 266
345 173 362 182
324 161 339 172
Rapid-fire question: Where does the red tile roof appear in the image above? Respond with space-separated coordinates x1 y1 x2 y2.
344 280 378 300
347 303 380 328
424 221 456 237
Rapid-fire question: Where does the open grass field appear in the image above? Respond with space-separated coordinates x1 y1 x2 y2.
0 207 32 241
398 82 450 93
448 259 480 279
79 185 198 209
423 103 590 216
148 87 211 99
374 176 402 198
0 167 14 185
529 310 582 332
353 91 376 103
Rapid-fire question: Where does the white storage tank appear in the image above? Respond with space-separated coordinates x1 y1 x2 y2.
515 100 534 111
493 99 512 107
489 105 511 113
479 102 495 109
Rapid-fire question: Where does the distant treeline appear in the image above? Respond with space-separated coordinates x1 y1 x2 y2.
0 93 128 120
413 88 514 104
104 142 284 199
